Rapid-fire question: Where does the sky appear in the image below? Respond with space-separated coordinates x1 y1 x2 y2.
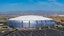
0 0 64 12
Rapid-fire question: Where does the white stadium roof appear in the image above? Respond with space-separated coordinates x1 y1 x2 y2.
9 15 53 21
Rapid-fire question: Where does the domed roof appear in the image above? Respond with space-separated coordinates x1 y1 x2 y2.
8 15 53 21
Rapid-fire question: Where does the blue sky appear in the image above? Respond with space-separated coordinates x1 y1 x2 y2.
0 0 64 12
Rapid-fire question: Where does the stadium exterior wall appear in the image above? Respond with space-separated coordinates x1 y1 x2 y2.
7 20 55 28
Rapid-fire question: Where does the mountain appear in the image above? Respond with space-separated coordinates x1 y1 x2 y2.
0 10 64 15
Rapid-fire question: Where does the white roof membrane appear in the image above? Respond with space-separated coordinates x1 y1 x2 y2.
9 15 53 21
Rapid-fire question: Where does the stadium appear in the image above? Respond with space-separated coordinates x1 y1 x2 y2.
5 15 64 36
7 15 55 30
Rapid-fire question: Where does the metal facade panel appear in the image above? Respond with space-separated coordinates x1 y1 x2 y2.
30 21 36 28
7 20 55 28
23 21 29 28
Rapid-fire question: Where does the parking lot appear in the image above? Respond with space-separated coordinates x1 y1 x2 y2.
5 29 64 36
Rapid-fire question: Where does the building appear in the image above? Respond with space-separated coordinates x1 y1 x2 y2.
7 15 55 30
